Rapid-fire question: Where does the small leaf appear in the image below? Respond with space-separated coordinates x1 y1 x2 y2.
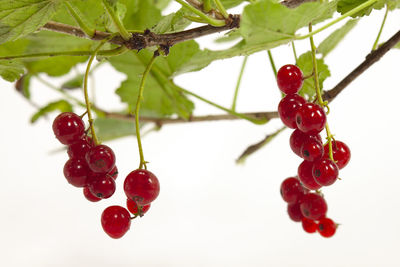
337 0 386 18
31 100 73 123
297 51 331 100
15 74 32 99
94 117 137 141
317 19 358 57
152 8 191 34
61 74 84 90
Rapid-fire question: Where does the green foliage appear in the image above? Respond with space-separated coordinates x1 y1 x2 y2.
61 74 84 89
336 0 387 17
317 19 358 57
31 99 73 123
0 0 62 44
94 117 137 141
297 52 331 100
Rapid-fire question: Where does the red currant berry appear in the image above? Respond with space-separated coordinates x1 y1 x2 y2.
277 64 303 94
52 112 85 145
85 145 116 173
124 169 160 206
312 159 339 186
63 159 89 187
300 193 327 220
302 217 318 233
88 174 116 199
298 160 322 190
83 186 101 202
278 94 306 128
126 198 151 216
287 202 303 222
295 103 326 134
280 177 306 204
101 206 131 239
323 140 351 169
317 217 337 238
290 129 322 157
108 165 118 180
67 136 93 159
300 137 323 161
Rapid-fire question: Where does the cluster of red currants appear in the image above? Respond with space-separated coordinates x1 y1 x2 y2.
276 65 351 237
52 112 160 239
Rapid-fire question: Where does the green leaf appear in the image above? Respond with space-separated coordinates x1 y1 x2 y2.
297 51 331 100
15 74 32 98
152 8 191 34
94 117 136 141
61 74 84 89
0 0 62 44
317 19 358 57
221 0 247 9
31 99 73 123
0 60 25 82
121 0 162 30
337 0 386 18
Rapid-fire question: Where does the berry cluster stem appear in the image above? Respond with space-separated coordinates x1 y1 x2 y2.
135 52 159 169
308 24 334 161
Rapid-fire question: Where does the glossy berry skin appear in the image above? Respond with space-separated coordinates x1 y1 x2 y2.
300 193 327 220
85 145 116 173
302 217 318 233
318 218 336 238
312 159 339 186
277 64 304 94
323 140 351 169
280 177 306 204
88 174 116 199
287 202 303 222
67 136 93 159
83 186 101 202
278 94 306 128
124 169 160 206
52 112 85 145
300 137 323 162
295 103 327 134
63 159 89 187
101 206 131 239
126 198 151 216
108 165 118 180
290 129 322 157
298 160 322 190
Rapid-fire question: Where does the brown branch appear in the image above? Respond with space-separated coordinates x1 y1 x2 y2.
323 29 400 102
102 111 279 126
41 14 240 51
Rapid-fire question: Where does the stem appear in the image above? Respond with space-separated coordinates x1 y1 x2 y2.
102 0 131 40
291 41 298 63
267 50 277 77
298 0 378 40
372 4 389 50
35 76 84 106
135 53 159 169
203 0 212 12
174 0 226 26
213 0 229 18
64 1 95 37
309 24 334 161
0 46 127 61
231 56 248 111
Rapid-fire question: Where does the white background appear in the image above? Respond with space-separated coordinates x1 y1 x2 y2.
1 3 400 267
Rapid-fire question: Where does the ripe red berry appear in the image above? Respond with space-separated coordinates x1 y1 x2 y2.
63 158 89 187
277 64 303 94
278 94 306 128
298 160 322 190
85 144 116 173
300 137 323 161
124 169 160 206
67 136 93 159
126 198 151 216
88 174 116 199
312 159 339 186
295 103 327 134
108 165 118 180
280 177 306 204
323 140 351 169
287 202 303 222
101 206 131 239
317 217 337 238
301 217 317 233
83 186 101 202
300 193 327 220
52 112 85 145
290 129 322 157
